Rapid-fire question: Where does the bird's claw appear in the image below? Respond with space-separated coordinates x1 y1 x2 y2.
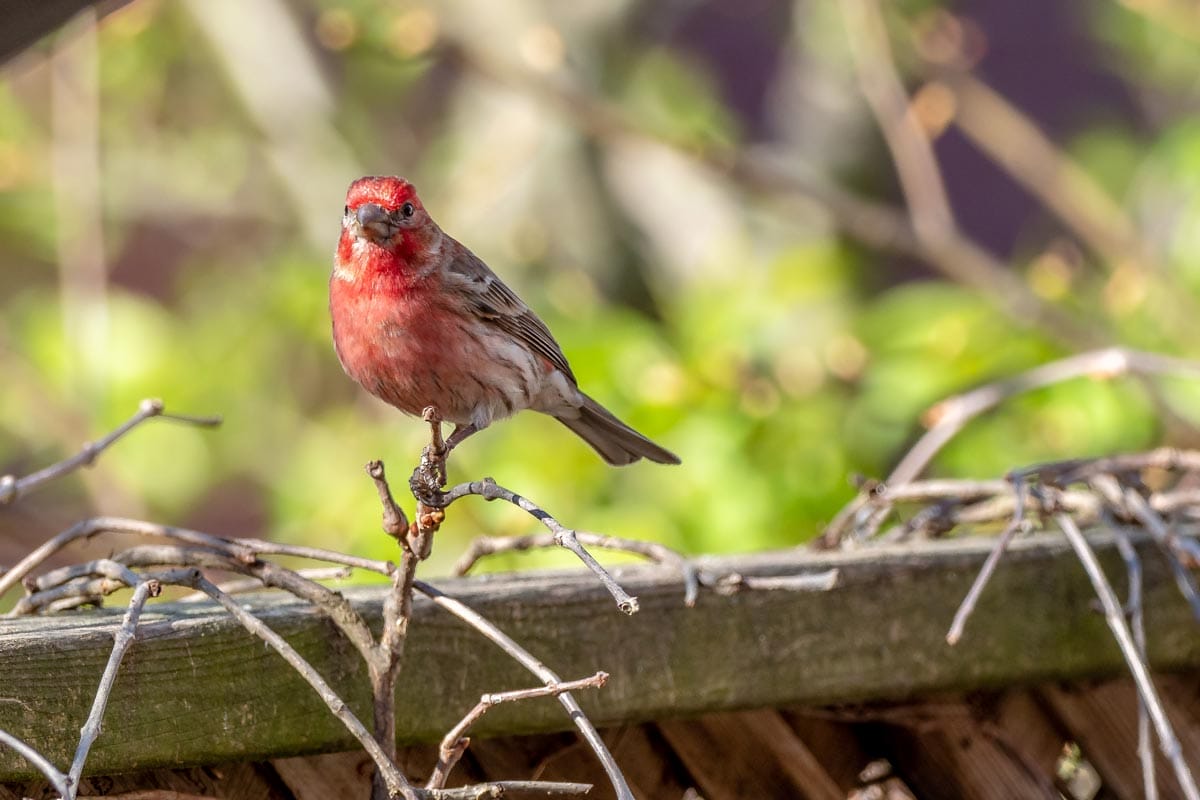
409 442 448 506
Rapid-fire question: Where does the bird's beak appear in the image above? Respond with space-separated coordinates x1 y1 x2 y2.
354 203 397 242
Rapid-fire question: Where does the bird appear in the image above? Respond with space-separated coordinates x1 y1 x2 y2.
329 176 680 467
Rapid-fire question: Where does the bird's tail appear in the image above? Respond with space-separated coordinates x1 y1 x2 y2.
557 394 681 466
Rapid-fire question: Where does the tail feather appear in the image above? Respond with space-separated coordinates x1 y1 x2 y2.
557 394 681 466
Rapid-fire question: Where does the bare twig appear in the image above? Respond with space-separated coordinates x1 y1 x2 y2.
946 477 1027 645
231 540 396 575
448 43 1093 348
368 460 410 539
16 544 385 682
0 517 253 600
1112 528 1157 800
702 569 840 595
0 399 220 507
370 459 424 800
183 570 419 800
939 71 1147 271
440 479 638 614
415 581 634 800
841 0 954 244
0 728 71 798
821 349 1200 548
68 578 161 790
892 349 1200 488
416 783 592 799
0 516 398 602
453 531 699 606
427 672 609 790
1055 514 1200 800
176 567 352 602
1110 487 1200 617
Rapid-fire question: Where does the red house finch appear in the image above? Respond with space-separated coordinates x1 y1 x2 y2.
330 176 680 466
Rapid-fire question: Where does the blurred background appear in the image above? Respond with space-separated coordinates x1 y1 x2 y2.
2 0 1199 578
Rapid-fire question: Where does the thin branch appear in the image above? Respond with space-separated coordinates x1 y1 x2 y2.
453 531 698 607
0 399 220 506
414 580 634 800
1055 513 1200 800
447 43 1094 348
890 349 1200 488
702 569 840 595
176 567 352 602
940 71 1147 271
368 460 410 539
17 543 384 674
68 578 161 791
946 477 1027 645
213 539 395 576
416 783 592 799
440 479 638 614
841 0 954 243
1121 490 1200 585
184 571 418 800
818 349 1200 548
427 672 609 790
1112 528 1157 800
0 728 71 798
0 517 255 599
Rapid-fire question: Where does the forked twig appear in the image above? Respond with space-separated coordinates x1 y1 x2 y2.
0 398 220 507
415 580 634 800
821 349 1200 548
183 570 419 800
440 479 639 614
427 672 609 790
891 349 1200 488
945 476 1027 644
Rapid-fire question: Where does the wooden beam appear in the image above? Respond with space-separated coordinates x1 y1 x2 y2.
1 531 1199 780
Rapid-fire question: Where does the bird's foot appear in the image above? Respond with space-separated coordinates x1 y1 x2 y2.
410 406 449 505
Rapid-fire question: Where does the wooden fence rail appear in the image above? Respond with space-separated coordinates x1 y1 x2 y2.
1 530 1198 781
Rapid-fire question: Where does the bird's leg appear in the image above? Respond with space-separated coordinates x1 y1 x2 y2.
411 407 450 503
443 423 480 455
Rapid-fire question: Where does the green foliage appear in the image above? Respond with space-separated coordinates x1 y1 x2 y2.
2 1 1199 575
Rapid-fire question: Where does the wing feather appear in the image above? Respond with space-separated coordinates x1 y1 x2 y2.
445 244 577 383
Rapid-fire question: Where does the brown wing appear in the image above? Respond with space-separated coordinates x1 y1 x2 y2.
445 242 577 384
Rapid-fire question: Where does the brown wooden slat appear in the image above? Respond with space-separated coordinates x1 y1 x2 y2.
783 708 877 791
861 695 1059 800
272 750 373 800
657 710 843 800
602 725 696 800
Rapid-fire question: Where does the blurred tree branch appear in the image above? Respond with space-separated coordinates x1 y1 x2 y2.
446 43 1101 350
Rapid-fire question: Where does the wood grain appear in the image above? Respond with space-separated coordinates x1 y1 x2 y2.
1 531 1198 780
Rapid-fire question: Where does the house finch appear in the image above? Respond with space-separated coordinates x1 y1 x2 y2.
329 176 680 466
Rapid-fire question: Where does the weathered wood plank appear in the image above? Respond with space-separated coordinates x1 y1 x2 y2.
863 694 1060 800
1 531 1199 780
657 710 843 800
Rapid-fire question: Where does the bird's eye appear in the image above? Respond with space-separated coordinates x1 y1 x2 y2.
343 205 349 217
400 202 415 219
